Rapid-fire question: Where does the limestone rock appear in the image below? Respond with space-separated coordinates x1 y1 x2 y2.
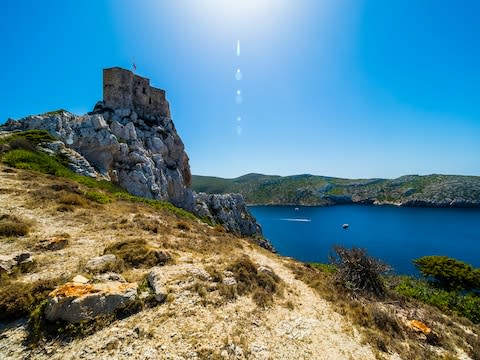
39 141 100 178
408 320 431 335
222 277 237 286
35 236 69 251
148 267 168 303
0 252 33 274
193 192 274 250
94 272 126 283
193 192 262 236
44 281 138 323
85 254 117 273
2 108 194 210
72 275 90 284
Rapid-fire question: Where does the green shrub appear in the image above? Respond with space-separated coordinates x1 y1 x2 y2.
2 149 69 176
0 130 56 145
309 263 337 274
330 246 390 297
85 191 113 204
414 256 480 291
41 109 67 116
9 138 37 152
394 276 480 323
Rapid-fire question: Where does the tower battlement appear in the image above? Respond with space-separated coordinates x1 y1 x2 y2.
103 67 170 118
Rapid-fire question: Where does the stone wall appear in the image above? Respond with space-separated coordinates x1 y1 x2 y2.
103 67 170 118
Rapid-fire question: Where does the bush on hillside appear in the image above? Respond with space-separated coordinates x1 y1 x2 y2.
414 256 480 291
330 245 390 297
0 278 60 321
104 239 171 269
0 214 31 237
0 130 56 145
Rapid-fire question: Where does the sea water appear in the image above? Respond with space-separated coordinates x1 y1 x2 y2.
249 205 480 275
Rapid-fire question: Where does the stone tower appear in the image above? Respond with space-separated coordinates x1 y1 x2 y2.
103 67 171 118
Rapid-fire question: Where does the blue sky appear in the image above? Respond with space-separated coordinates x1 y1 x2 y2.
1 0 479 178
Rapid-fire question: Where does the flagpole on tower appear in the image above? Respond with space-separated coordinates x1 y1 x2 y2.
132 58 137 73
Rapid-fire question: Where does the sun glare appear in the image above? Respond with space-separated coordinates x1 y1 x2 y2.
188 0 291 35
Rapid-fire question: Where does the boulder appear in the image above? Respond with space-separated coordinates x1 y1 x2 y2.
148 267 168 303
408 320 431 335
72 275 90 284
45 281 138 323
0 252 33 274
85 254 117 273
35 236 69 251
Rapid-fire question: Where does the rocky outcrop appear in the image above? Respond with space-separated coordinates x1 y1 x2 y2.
0 252 33 274
148 267 168 303
0 69 265 238
85 254 118 273
44 281 138 323
39 141 100 178
194 193 262 237
2 106 194 210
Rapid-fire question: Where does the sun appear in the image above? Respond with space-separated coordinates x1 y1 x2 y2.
187 0 291 35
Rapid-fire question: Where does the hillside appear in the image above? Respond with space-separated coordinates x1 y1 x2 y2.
1 165 479 359
192 173 480 207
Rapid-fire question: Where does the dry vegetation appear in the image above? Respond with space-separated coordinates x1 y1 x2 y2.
288 261 480 360
0 164 479 360
0 213 32 237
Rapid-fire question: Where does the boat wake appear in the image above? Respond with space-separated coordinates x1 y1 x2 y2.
279 218 312 222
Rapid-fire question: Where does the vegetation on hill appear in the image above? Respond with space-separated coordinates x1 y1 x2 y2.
0 130 198 221
291 248 480 358
192 173 480 207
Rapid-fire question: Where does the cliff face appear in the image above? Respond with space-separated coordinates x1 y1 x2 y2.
3 106 194 210
2 96 263 239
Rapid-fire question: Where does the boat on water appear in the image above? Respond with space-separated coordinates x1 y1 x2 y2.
342 223 349 229
294 207 299 211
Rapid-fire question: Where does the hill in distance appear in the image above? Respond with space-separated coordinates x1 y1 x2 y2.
191 173 480 207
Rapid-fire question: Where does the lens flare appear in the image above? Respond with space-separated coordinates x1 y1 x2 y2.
235 90 243 104
235 69 243 80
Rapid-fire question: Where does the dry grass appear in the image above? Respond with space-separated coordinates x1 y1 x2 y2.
58 193 87 207
104 239 172 269
0 214 32 237
217 256 283 308
0 278 62 322
287 261 480 359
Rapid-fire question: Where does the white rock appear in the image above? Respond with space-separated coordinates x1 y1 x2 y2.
72 275 89 284
85 254 117 273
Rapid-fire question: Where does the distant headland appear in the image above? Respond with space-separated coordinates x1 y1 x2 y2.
191 173 480 208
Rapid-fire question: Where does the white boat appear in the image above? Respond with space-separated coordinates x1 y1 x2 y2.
342 223 349 229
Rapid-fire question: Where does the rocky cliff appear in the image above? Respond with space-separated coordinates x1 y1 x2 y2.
1 93 262 239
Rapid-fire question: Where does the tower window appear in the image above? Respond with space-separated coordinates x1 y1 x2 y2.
142 87 146 94
149 97 152 104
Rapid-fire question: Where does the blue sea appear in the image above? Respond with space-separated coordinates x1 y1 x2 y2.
249 205 480 275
